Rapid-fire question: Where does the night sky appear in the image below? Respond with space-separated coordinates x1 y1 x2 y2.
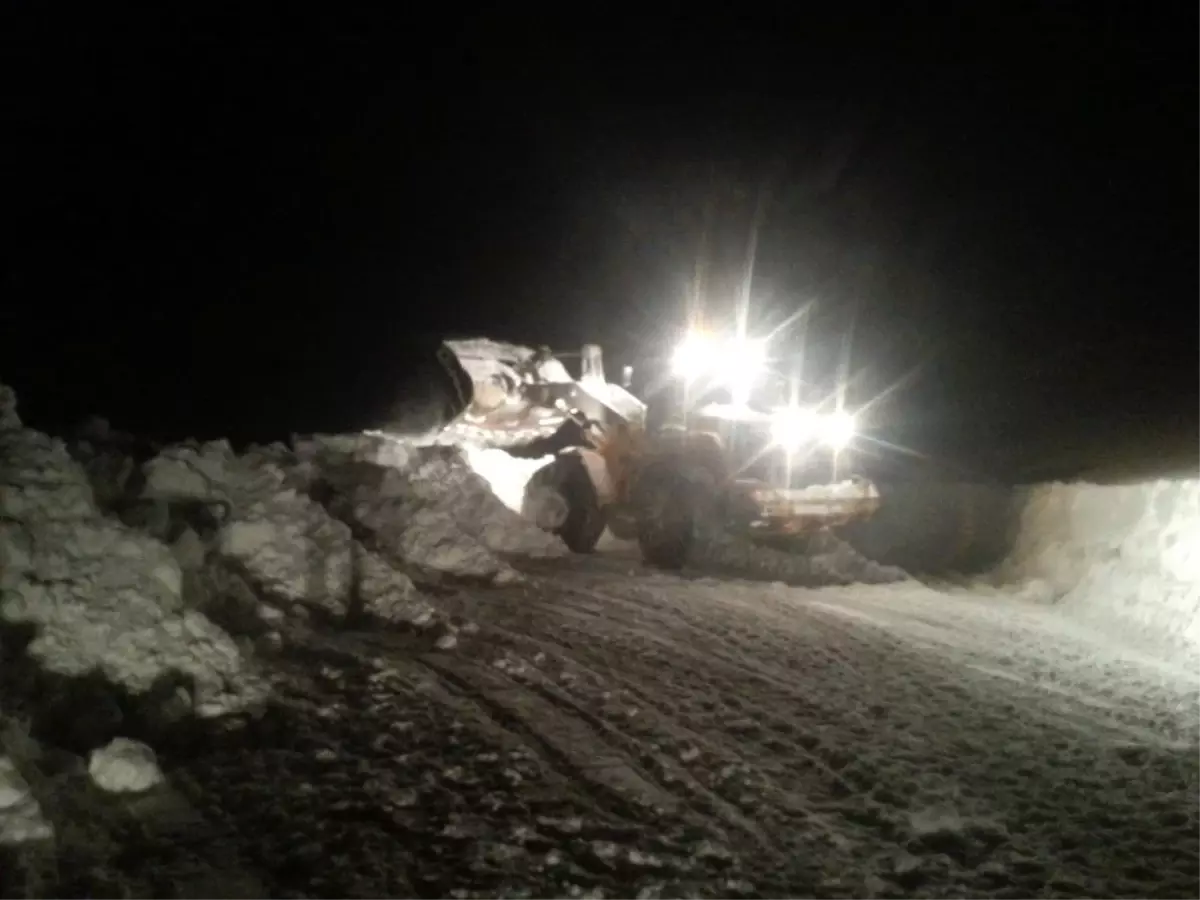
4 6 1196 478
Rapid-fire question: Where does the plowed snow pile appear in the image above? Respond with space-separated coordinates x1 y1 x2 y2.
0 390 269 723
297 433 566 583
0 384 574 877
996 479 1200 654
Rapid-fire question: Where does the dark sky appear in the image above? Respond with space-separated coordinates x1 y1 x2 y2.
3 5 1196 474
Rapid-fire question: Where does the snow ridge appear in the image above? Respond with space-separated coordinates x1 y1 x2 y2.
997 479 1200 652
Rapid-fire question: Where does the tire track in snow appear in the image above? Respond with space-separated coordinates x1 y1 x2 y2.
171 629 780 899
442 573 959 875
494 557 1200 898
800 588 1200 747
429 579 892 891
211 553 1198 898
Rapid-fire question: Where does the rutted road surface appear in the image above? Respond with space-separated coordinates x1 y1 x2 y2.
159 552 1198 899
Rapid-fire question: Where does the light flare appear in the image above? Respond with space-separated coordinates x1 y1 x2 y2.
770 406 858 451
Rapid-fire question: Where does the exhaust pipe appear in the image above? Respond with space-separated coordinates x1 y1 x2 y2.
581 344 605 382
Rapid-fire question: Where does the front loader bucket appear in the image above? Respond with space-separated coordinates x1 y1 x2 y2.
431 338 579 449
744 477 884 536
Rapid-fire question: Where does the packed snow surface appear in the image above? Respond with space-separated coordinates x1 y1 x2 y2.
122 556 1196 898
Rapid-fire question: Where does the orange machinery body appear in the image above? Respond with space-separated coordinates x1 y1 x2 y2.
435 337 882 537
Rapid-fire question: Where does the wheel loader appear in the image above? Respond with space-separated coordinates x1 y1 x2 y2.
419 336 883 570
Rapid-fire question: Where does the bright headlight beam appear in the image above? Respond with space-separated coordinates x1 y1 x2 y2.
725 338 767 380
723 336 768 406
671 331 770 395
671 332 715 381
818 410 857 450
771 407 857 451
770 406 816 450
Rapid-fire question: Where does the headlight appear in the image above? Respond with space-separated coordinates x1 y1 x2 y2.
722 337 768 406
671 330 769 392
670 332 715 381
770 407 818 449
817 410 857 450
771 407 857 451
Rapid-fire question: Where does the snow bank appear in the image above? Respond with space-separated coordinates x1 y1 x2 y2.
996 479 1200 652
0 392 268 726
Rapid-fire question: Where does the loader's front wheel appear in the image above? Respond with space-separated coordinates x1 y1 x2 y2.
633 463 698 570
550 454 608 554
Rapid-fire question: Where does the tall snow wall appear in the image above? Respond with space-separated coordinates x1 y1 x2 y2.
995 478 1200 652
582 468 1200 654
843 477 1200 653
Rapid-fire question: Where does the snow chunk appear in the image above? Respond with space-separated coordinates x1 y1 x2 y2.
309 433 565 563
4 575 265 711
141 440 285 509
354 546 431 625
408 447 567 558
88 737 165 793
13 518 183 598
146 438 418 622
219 491 354 619
0 756 53 845
317 452 524 583
398 508 518 581
0 428 98 521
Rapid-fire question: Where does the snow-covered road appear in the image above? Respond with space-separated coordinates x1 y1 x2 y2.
1 389 1196 898
150 548 1199 899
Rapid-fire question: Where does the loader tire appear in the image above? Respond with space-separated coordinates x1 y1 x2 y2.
552 454 608 554
633 463 698 570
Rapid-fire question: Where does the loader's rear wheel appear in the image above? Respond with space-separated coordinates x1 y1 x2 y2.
551 454 608 554
633 463 698 570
